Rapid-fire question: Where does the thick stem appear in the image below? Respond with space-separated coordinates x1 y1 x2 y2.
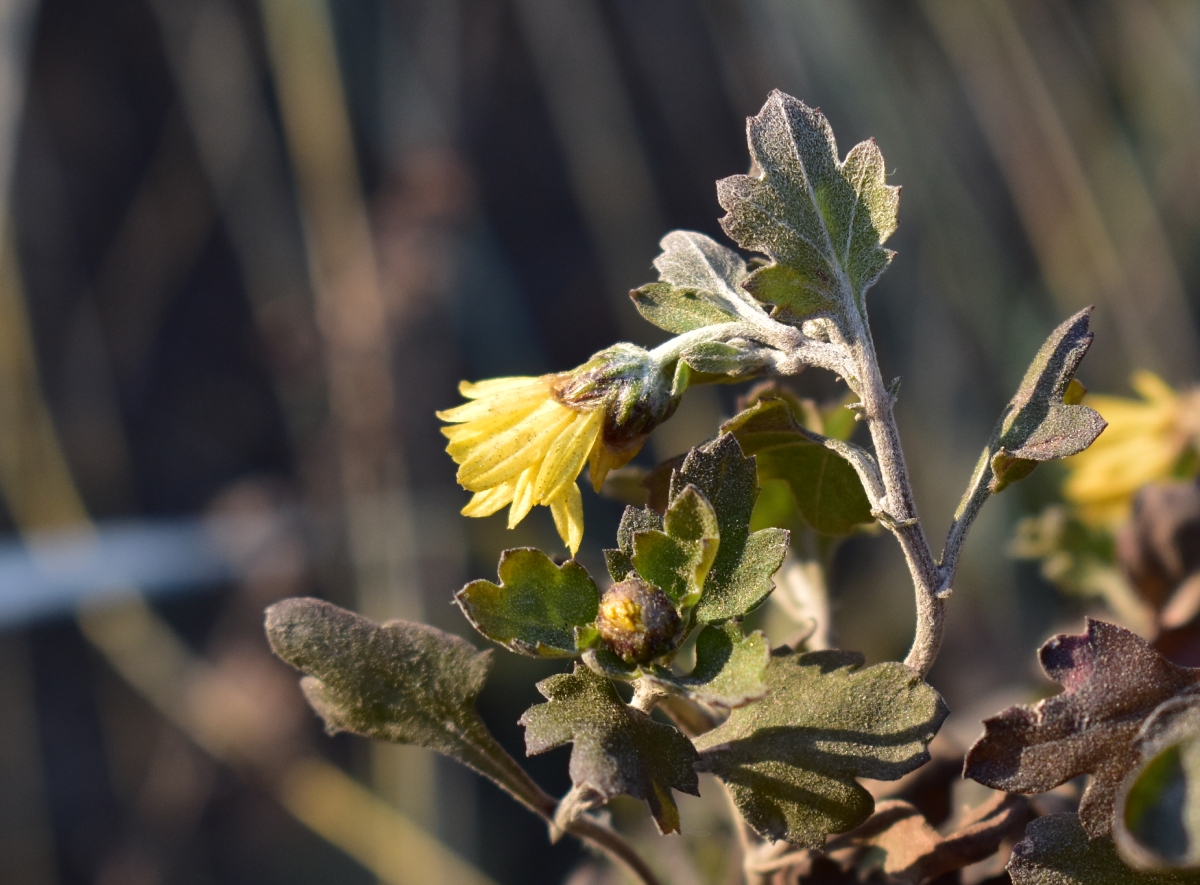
847 320 945 676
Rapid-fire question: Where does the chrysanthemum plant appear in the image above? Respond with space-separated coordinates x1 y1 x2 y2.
264 92 1200 883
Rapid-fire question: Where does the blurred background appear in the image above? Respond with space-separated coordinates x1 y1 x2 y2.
1 0 1199 882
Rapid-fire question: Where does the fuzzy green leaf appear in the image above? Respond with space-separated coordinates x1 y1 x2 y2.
965 619 1200 838
717 91 899 323
605 505 663 583
987 308 1106 493
455 548 599 658
631 484 720 608
631 230 762 333
519 664 700 834
264 598 528 795
723 397 873 535
694 647 948 848
1008 814 1200 884
674 435 790 622
679 339 767 376
646 621 770 709
1116 693 1200 870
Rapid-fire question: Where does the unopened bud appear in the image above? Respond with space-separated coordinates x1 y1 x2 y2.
595 576 681 664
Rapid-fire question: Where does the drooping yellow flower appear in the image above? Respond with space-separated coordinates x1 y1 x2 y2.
439 346 682 554
1063 371 1200 526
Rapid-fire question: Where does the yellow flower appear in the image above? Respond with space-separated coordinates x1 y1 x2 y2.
439 346 682 554
438 376 602 554
1063 371 1200 525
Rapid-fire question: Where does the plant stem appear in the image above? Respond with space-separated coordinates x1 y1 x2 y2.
469 732 662 885
845 320 945 676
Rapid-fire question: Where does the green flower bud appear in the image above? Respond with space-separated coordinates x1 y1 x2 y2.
552 344 680 489
595 575 681 664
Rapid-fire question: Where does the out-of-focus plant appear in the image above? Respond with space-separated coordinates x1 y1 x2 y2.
259 92 1200 883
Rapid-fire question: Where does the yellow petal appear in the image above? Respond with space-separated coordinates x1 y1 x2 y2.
1131 370 1177 405
459 376 542 399
457 400 575 490
533 407 603 502
461 481 516 517
550 483 584 555
443 404 542 456
508 466 537 528
437 382 546 423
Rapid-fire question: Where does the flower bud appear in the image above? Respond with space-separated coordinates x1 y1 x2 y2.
595 576 681 664
553 344 680 489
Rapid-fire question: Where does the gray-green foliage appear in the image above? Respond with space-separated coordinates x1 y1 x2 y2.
264 597 539 808
455 548 599 657
630 484 719 610
520 664 700 834
716 90 898 323
1009 815 1200 884
644 621 769 709
723 396 873 535
675 434 790 623
631 230 763 333
694 647 948 848
985 307 1106 493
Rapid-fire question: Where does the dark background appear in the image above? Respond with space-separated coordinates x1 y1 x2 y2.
0 0 1197 883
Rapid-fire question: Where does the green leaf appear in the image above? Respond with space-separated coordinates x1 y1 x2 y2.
717 91 899 323
631 230 762 334
604 505 663 583
1008 814 1200 884
631 484 720 608
646 621 770 709
724 397 874 535
1116 693 1200 870
694 647 948 848
455 548 599 658
987 308 1106 493
519 664 700 834
965 619 1200 838
673 434 790 622
264 598 532 800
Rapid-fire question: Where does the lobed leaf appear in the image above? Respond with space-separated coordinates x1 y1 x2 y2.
630 230 762 334
645 621 770 709
604 505 663 583
1116 693 1200 870
964 618 1200 837
694 647 948 848
672 434 790 623
264 598 524 791
986 307 1106 493
1008 814 1200 884
456 548 600 657
717 90 898 323
630 484 720 609
519 664 700 833
723 397 873 535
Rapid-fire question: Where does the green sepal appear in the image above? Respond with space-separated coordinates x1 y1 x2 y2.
645 621 770 709
455 548 600 658
717 91 899 324
694 647 948 849
671 435 789 623
630 484 720 609
723 397 873 535
679 339 766 377
519 664 700 834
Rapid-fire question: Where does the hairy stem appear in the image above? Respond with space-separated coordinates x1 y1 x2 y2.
845 318 945 676
474 736 661 885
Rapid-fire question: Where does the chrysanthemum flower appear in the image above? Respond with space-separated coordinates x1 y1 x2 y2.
1063 371 1200 526
439 345 679 554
